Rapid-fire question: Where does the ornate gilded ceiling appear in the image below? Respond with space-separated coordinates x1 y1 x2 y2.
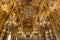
0 0 60 40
